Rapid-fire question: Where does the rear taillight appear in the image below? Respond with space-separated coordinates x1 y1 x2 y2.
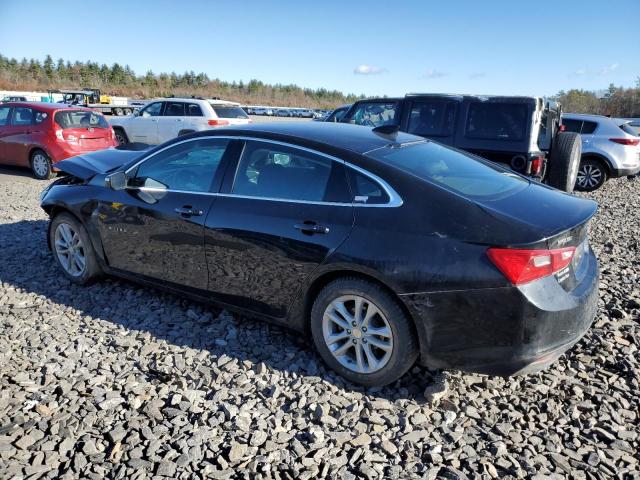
208 119 229 126
487 247 575 285
609 138 640 146
530 156 544 175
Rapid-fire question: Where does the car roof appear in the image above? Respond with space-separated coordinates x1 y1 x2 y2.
563 113 609 121
201 121 424 154
0 101 94 112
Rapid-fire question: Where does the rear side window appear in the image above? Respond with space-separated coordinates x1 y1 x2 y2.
345 102 399 127
54 110 108 129
581 121 597 134
407 101 456 137
186 103 203 116
164 102 185 116
466 103 528 141
562 119 582 133
11 107 34 126
368 141 528 200
348 169 389 204
232 140 349 202
211 105 248 119
0 106 10 126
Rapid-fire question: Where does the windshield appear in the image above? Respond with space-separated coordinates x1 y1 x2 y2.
345 102 400 127
368 141 529 200
54 110 109 129
211 105 248 119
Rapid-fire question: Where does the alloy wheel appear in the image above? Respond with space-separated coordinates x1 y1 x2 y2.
577 164 603 189
115 132 127 145
32 153 49 178
54 223 86 277
322 295 393 374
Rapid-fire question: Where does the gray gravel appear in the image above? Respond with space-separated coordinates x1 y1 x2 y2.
0 166 638 479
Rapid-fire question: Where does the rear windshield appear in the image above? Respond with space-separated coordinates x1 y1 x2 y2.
210 105 248 119
368 141 528 200
465 103 528 141
620 123 640 137
55 110 108 129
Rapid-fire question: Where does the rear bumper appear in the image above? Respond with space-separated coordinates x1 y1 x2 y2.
402 249 599 376
611 165 640 177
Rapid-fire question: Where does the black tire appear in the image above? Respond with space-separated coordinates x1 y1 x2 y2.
575 157 608 192
310 277 419 387
178 130 195 136
546 131 581 193
30 149 54 180
113 128 129 146
123 108 132 115
49 212 101 285
114 107 123 116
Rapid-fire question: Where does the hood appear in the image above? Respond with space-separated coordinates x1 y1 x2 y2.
474 182 598 244
55 148 145 180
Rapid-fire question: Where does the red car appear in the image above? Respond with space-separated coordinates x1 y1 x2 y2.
0 102 117 179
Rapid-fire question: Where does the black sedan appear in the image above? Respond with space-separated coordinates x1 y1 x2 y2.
41 122 599 387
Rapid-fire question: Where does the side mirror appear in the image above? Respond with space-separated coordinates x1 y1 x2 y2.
106 171 127 190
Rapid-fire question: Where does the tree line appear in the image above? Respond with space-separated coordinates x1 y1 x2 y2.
0 54 363 108
552 81 640 118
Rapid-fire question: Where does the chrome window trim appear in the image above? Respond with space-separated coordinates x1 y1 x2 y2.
125 135 403 208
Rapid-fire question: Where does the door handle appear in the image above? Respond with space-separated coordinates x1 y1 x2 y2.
294 222 330 234
175 206 204 217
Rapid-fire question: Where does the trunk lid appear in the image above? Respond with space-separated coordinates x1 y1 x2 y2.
62 127 114 150
55 148 146 180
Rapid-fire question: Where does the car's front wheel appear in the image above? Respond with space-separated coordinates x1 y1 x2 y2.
50 213 101 284
311 278 418 387
575 158 607 191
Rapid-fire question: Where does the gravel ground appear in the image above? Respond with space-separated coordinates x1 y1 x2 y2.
0 167 638 480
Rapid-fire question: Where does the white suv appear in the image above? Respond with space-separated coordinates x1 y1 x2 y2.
109 98 251 145
563 113 640 191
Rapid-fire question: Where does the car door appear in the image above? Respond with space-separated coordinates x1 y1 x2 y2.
127 101 163 144
157 101 185 143
3 106 34 166
579 120 598 150
0 105 12 164
95 137 235 289
203 139 355 318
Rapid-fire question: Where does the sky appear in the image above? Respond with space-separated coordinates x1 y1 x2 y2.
1 0 638 98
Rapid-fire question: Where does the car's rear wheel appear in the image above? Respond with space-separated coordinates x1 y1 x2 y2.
546 132 581 193
113 128 128 146
50 213 100 285
575 158 607 191
114 108 123 116
311 278 418 387
30 150 54 180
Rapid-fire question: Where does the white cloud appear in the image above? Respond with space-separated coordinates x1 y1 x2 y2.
423 69 447 79
469 72 486 79
573 68 586 76
597 63 619 75
353 65 387 75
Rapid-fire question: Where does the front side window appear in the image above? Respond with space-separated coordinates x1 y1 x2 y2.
140 102 163 117
11 107 34 126
345 102 399 127
54 110 107 129
232 141 349 202
133 138 230 192
466 103 528 141
407 101 457 137
326 107 348 123
164 102 185 116
0 106 10 126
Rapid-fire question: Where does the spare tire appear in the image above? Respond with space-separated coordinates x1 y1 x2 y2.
546 132 581 193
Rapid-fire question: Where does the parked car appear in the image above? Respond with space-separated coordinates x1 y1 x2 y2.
562 114 640 190
275 109 293 117
109 98 251 146
1 96 28 103
341 94 582 193
0 102 116 179
41 122 599 386
317 104 352 122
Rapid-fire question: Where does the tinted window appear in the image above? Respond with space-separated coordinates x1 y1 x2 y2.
54 110 108 129
368 141 528 200
562 119 582 133
348 169 389 204
164 102 185 116
407 101 456 137
621 123 640 137
211 105 248 119
11 107 33 126
345 102 399 127
140 102 163 117
581 121 597 134
466 103 528 141
0 106 10 126
232 141 347 202
186 103 203 116
326 106 348 123
134 138 229 192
